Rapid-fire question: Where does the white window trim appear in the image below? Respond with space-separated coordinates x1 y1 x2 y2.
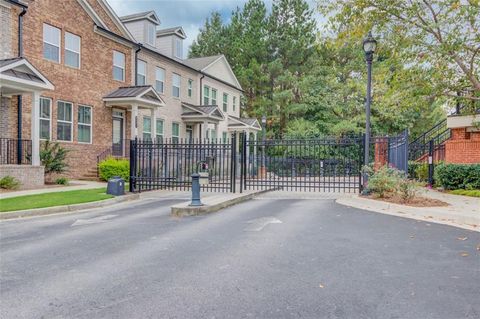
39 97 52 141
137 60 147 85
233 96 237 112
43 23 61 63
174 38 183 59
77 105 92 144
223 93 228 112
211 88 217 105
172 122 180 140
56 100 73 142
155 67 165 94
172 73 181 98
156 118 165 140
147 24 155 46
203 85 210 105
113 50 125 82
65 32 81 69
188 79 193 98
143 116 152 140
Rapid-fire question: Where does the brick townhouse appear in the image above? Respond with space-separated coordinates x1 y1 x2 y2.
0 0 260 185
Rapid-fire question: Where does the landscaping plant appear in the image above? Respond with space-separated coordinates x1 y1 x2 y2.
0 176 21 190
40 141 69 176
364 165 403 198
98 157 129 182
434 163 480 190
55 177 70 185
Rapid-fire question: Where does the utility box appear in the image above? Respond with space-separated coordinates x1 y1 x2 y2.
106 176 125 196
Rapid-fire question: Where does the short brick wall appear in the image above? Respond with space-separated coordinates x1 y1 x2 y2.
0 165 45 189
445 128 480 164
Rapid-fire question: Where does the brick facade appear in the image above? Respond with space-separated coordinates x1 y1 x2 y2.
445 128 480 164
0 165 45 189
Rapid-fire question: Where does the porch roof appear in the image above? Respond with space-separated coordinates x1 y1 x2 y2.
181 102 225 122
0 57 54 94
103 85 165 108
228 115 261 132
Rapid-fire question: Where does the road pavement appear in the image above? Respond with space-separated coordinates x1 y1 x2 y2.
1 194 479 318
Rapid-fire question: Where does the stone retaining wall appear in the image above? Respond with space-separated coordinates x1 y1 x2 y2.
0 165 44 189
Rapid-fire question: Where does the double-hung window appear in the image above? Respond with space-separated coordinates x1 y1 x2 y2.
57 101 73 141
137 60 147 85
203 86 210 105
156 119 164 142
65 32 81 68
155 67 165 93
113 51 125 81
43 24 61 62
78 105 92 143
175 38 183 59
233 96 237 112
172 73 181 98
39 97 51 140
211 89 217 105
223 93 228 112
222 132 228 143
147 24 155 46
172 122 180 143
143 116 152 141
188 79 193 98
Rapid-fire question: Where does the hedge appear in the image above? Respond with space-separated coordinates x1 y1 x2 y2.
98 157 129 182
434 163 480 190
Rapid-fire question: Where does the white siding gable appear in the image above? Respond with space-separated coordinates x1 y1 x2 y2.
203 57 242 90
123 20 145 43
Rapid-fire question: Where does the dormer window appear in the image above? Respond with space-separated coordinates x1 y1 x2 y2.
147 24 155 46
175 38 183 59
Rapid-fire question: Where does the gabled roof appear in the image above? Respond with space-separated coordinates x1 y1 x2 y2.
183 55 222 70
181 102 225 121
120 10 160 25
103 85 165 108
0 57 54 92
156 26 186 39
184 54 242 90
228 115 261 131
76 0 135 41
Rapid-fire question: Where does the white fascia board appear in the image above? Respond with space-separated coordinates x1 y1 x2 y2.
76 0 108 29
202 55 242 90
96 0 136 41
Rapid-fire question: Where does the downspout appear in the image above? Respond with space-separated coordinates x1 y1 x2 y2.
134 46 141 86
17 7 27 164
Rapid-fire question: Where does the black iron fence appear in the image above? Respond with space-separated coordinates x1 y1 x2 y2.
0 138 32 165
129 137 236 193
241 136 364 192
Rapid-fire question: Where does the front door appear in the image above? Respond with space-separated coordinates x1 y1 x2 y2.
112 117 124 156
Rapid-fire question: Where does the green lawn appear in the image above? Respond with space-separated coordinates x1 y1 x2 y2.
0 188 114 212
449 189 480 198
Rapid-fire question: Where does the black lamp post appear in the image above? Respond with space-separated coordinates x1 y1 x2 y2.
362 31 377 191
261 115 267 177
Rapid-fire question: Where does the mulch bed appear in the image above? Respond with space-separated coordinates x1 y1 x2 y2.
363 194 449 207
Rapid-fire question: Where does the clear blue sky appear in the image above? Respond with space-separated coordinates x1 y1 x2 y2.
106 0 324 55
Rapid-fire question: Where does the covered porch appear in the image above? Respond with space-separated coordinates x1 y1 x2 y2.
103 85 165 156
181 102 225 140
227 116 262 175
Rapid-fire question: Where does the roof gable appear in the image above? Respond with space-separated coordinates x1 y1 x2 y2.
156 26 186 39
0 57 54 92
103 85 165 107
201 55 242 90
120 10 160 25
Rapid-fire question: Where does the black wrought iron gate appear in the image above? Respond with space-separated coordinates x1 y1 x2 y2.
239 135 364 193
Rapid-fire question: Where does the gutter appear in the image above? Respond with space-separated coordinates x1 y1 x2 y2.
134 47 141 86
5 0 27 9
94 25 244 93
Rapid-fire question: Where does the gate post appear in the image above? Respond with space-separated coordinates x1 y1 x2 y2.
230 133 237 193
129 138 136 193
428 139 434 187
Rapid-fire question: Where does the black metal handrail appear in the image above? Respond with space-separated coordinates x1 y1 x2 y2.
0 138 32 165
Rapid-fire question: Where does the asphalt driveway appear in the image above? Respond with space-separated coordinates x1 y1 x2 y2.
1 195 479 318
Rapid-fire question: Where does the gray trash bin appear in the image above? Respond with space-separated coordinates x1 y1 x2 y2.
106 176 125 196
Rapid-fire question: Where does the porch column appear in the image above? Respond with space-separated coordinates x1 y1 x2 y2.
253 132 258 173
202 120 208 140
150 108 156 141
245 130 250 174
213 123 218 141
31 91 40 166
131 104 138 139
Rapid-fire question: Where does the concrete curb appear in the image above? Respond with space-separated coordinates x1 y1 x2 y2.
336 196 479 232
0 193 140 220
171 189 272 217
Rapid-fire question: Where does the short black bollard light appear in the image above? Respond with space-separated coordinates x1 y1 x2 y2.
189 172 203 206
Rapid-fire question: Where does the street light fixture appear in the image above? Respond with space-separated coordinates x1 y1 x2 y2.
362 31 377 192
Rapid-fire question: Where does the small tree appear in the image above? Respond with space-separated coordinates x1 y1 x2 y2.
40 141 69 177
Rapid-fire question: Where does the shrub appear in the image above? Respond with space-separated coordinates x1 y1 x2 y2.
414 163 429 182
98 157 129 182
398 179 418 202
434 163 480 190
40 141 69 176
55 177 69 185
365 165 403 198
0 176 21 190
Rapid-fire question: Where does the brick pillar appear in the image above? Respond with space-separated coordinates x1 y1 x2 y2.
374 137 388 170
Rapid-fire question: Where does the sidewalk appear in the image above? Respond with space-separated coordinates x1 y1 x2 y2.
0 180 107 199
336 188 480 231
